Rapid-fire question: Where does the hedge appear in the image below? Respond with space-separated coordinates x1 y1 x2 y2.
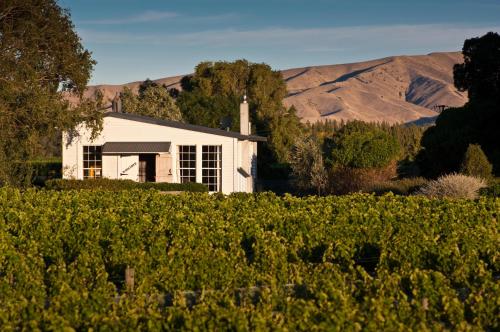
44 178 208 192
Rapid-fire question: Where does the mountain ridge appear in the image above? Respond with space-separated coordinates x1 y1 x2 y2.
77 51 466 125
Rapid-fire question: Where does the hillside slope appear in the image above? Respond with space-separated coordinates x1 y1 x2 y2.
282 52 466 124
79 52 466 125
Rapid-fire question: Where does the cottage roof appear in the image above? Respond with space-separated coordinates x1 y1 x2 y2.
104 112 267 142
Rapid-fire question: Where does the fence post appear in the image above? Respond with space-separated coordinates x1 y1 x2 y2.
125 266 135 292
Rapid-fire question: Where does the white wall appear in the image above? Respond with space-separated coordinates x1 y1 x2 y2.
62 116 259 194
102 155 118 179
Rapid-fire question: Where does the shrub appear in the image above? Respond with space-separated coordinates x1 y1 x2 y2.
29 159 62 186
45 178 208 192
416 173 487 199
330 161 398 194
460 144 493 180
366 177 428 196
326 121 400 169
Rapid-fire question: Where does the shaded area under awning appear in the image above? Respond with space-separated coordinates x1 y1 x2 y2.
102 142 171 154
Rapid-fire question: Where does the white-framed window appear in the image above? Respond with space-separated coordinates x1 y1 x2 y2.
202 145 222 192
83 146 102 179
178 145 196 183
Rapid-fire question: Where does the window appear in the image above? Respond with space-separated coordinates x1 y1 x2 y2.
178 145 196 183
202 145 222 192
83 146 102 179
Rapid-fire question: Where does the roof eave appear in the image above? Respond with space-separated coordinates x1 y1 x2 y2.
104 112 267 142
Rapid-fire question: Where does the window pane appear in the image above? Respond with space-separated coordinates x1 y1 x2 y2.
201 145 222 192
178 145 196 183
83 145 102 179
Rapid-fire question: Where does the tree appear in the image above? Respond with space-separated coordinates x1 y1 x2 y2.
177 60 304 165
418 32 500 177
289 136 327 195
326 121 400 169
322 121 400 194
454 32 500 104
121 81 182 121
176 92 240 130
0 0 102 186
460 144 493 180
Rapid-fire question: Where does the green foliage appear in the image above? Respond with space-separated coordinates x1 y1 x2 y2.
419 32 500 177
121 81 182 121
288 136 327 194
44 179 208 192
307 120 425 178
418 102 500 178
454 32 500 104
0 0 102 186
28 159 62 186
460 144 493 180
177 60 304 164
326 121 400 169
391 124 426 161
176 93 240 130
417 106 474 177
480 178 500 197
0 189 498 330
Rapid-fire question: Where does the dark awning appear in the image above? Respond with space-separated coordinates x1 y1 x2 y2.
102 142 171 154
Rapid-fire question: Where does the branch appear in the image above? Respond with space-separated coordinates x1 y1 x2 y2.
0 6 18 21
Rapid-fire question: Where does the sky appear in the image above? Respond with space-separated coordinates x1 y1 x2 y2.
60 0 500 85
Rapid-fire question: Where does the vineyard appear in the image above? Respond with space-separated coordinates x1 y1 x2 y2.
0 188 499 331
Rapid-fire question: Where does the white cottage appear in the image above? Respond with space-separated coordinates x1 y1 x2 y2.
62 99 266 193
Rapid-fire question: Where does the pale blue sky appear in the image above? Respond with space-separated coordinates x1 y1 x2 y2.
60 0 500 85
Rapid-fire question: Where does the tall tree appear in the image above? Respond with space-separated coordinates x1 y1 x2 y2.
0 0 102 186
418 32 500 177
177 60 304 165
454 32 500 104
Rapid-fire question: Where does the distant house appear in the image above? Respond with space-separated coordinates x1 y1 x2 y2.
62 98 266 193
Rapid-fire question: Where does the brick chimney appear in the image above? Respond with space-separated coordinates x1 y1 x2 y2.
240 95 250 135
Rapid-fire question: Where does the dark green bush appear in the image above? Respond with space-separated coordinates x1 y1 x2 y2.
460 144 493 180
28 159 62 186
325 121 400 169
45 178 208 192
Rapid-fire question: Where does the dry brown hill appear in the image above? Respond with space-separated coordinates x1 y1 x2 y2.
78 52 466 125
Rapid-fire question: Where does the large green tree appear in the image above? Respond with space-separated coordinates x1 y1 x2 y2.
121 80 182 121
454 32 500 105
177 60 303 167
0 0 102 186
418 32 500 177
